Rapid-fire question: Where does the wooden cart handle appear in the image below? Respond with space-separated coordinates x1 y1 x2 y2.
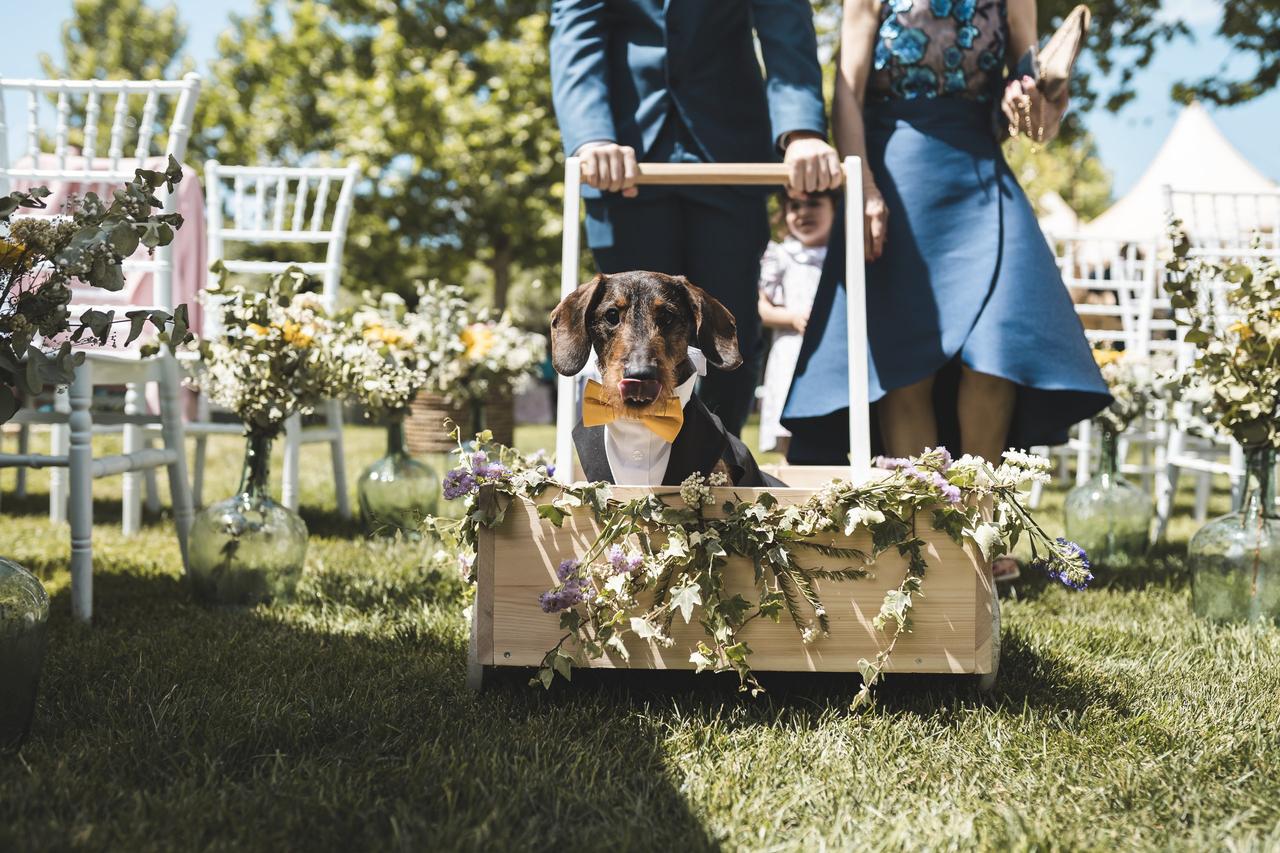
594 162 795 186
556 156 871 484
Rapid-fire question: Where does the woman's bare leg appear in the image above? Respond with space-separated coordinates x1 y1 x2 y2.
959 366 1020 580
878 374 938 457
958 366 1015 461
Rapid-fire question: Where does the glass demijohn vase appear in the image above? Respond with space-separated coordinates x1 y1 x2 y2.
1063 426 1151 570
358 417 440 536
0 557 48 751
1189 445 1279 624
188 431 308 605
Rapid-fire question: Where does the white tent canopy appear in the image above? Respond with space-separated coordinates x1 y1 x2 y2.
1080 101 1277 243
1037 190 1080 238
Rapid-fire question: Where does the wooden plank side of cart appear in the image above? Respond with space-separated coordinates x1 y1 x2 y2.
475 486 994 675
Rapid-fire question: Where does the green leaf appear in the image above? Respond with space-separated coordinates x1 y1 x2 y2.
629 617 658 640
536 503 565 527
124 311 150 347
551 651 573 682
0 385 18 423
670 582 702 624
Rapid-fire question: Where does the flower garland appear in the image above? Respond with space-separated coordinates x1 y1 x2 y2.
430 434 1092 706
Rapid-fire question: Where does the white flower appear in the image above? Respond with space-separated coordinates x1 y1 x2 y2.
679 473 712 509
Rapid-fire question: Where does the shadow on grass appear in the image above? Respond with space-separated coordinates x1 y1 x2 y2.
6 578 720 852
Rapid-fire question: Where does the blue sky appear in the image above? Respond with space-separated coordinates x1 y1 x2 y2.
5 0 1278 201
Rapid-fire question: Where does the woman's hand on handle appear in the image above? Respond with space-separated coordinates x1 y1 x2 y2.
577 141 639 197
864 182 888 262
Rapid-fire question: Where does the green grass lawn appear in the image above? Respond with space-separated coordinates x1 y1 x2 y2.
1 424 1278 852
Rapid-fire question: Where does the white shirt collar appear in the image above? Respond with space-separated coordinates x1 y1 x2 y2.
582 346 706 485
782 236 828 266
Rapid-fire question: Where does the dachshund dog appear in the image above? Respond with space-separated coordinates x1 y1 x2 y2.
550 270 783 487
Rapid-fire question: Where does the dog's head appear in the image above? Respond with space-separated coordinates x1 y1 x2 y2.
550 271 741 416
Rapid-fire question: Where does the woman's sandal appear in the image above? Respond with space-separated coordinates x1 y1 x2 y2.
991 555 1021 584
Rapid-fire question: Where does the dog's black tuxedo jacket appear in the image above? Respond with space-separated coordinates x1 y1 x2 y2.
572 395 787 488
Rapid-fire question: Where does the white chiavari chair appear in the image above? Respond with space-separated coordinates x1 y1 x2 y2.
1029 235 1156 506
0 75 201 621
1153 185 1280 538
192 160 360 517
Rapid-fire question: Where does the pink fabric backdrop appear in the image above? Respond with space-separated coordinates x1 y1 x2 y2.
15 154 206 339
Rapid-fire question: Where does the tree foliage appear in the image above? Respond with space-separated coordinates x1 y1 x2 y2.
39 0 191 81
192 0 562 312
1004 132 1113 221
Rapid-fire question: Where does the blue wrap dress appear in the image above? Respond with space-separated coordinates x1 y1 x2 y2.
780 0 1110 463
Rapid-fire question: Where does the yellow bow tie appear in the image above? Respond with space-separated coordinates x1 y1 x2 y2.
582 379 684 442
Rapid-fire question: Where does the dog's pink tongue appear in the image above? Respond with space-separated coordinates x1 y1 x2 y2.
619 378 662 401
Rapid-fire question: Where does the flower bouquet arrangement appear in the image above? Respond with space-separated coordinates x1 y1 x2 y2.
1164 228 1280 622
337 292 443 535
414 280 546 410
1061 347 1161 567
432 437 1090 706
183 268 343 605
0 156 190 424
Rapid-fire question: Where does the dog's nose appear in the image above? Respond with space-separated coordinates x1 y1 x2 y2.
623 364 660 381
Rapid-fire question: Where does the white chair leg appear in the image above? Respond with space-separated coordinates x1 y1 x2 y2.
326 399 350 519
1075 420 1093 487
1194 471 1212 523
122 382 143 536
160 356 195 572
1154 430 1184 542
192 393 211 507
282 412 302 511
68 364 95 623
15 422 29 498
144 459 161 514
1228 442 1246 511
50 387 70 524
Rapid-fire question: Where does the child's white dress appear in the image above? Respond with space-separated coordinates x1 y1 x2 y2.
758 237 826 452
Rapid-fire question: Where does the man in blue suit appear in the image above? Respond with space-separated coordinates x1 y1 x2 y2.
550 0 840 435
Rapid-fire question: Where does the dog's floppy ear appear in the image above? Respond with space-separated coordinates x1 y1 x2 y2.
678 277 742 371
550 274 606 376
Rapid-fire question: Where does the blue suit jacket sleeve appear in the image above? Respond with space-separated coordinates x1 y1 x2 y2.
751 0 829 144
550 0 618 157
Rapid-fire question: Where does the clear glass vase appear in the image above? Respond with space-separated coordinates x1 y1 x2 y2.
1063 425 1151 570
1189 445 1280 624
358 417 440 536
188 431 308 606
0 555 49 751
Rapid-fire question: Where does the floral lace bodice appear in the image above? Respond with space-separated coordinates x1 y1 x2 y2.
868 0 1008 103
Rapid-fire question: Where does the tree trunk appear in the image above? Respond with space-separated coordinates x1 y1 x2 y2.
491 236 513 312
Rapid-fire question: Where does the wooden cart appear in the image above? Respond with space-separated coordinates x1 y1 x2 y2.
467 160 999 690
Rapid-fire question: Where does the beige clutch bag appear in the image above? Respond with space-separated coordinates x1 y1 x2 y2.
1039 5 1091 102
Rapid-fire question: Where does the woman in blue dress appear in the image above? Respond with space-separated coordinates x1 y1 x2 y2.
782 0 1110 468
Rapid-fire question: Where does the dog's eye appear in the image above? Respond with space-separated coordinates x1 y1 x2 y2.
603 307 621 325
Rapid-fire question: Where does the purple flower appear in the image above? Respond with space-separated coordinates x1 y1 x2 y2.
556 558 580 582
442 468 477 500
545 464 556 478
608 544 643 575
539 576 587 613
1032 538 1094 590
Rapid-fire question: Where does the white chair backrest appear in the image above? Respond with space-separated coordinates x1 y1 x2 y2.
203 161 360 325
0 74 202 315
1053 235 1156 357
1164 185 1280 261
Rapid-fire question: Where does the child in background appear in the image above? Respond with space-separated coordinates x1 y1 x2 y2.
757 188 835 455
